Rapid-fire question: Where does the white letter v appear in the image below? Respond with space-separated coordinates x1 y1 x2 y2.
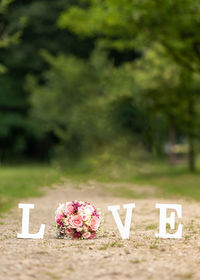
108 203 135 239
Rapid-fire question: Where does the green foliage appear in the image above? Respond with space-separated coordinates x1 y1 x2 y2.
0 0 22 49
1 0 200 172
60 1 200 170
0 0 13 11
60 0 200 71
28 46 160 160
132 46 186 126
0 0 20 74
0 0 95 162
27 48 113 159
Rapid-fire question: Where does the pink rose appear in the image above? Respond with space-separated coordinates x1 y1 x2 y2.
56 213 65 225
65 202 74 215
78 211 87 221
82 232 91 239
90 216 100 231
81 214 87 221
89 233 96 239
69 215 83 228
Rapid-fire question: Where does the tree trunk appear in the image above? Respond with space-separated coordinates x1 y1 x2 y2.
169 120 176 165
188 132 195 172
188 95 196 172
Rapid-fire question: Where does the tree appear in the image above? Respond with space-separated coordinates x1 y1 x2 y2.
0 0 20 72
59 0 200 171
0 0 95 161
27 48 113 160
59 0 200 71
132 46 200 164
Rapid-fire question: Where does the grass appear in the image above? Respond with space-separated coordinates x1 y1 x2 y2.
130 259 141 264
98 241 123 250
1 150 200 214
0 164 63 213
132 163 200 201
149 240 159 249
176 272 194 279
64 152 200 201
145 224 158 231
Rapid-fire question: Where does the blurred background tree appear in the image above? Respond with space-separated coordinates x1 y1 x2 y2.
0 0 200 173
59 0 200 171
0 0 95 162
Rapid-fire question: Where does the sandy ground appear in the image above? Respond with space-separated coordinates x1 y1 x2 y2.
1 182 200 280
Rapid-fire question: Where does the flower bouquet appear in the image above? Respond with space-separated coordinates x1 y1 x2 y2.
55 200 102 239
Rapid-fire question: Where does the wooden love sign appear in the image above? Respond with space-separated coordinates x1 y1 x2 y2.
17 203 183 240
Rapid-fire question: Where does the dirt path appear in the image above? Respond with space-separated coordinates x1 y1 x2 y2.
1 182 200 280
